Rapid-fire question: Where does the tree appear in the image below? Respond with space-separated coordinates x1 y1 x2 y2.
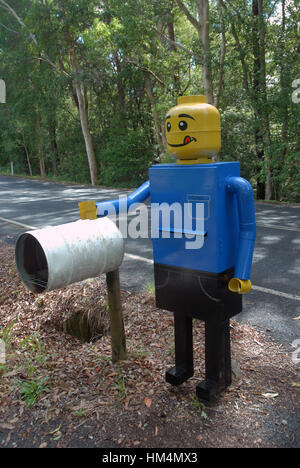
0 0 299 200
0 0 99 185
176 0 214 104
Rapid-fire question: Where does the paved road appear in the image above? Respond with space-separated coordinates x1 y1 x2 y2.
0 175 299 352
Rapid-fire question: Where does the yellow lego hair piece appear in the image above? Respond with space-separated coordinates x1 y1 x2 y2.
78 200 97 220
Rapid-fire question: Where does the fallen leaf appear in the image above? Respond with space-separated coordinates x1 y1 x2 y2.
262 392 278 398
154 425 159 436
0 423 14 430
39 442 48 448
3 370 19 378
291 382 300 387
48 424 61 435
9 417 19 424
254 339 264 346
144 397 152 408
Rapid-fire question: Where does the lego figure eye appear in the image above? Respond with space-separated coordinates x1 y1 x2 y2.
179 120 187 131
167 122 171 132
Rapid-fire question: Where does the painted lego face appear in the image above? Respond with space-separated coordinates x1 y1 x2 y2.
165 97 221 161
165 113 198 150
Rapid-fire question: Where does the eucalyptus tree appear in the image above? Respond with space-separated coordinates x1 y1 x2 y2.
27 0 101 185
0 0 102 184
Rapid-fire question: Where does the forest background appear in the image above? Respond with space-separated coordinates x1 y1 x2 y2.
0 0 299 201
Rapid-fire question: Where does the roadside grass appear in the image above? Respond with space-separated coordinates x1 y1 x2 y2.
0 319 17 353
0 321 51 408
190 396 208 420
112 365 128 400
143 281 155 296
19 376 50 408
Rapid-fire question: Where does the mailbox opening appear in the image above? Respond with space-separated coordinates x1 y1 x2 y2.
15 233 48 293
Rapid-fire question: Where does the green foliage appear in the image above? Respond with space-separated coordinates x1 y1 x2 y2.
0 0 299 199
19 376 50 408
220 105 257 181
99 125 154 187
112 365 127 400
0 320 17 353
17 333 50 402
0 322 51 407
190 397 208 419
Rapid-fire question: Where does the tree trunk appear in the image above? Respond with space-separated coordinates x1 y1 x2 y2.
49 119 58 177
277 0 288 200
36 111 46 178
21 127 32 176
197 0 214 104
70 42 98 186
215 0 226 109
145 78 164 158
113 51 126 114
176 0 214 104
167 1 180 95
257 0 272 200
252 0 272 200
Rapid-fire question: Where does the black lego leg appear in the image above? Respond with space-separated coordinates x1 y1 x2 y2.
196 315 231 403
166 312 194 386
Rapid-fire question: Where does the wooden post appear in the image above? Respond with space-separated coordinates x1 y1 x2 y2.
106 269 127 363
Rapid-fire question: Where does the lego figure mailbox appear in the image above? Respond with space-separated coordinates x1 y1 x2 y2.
90 95 256 402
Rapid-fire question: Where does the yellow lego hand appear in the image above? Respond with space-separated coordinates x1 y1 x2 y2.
228 278 252 294
78 201 97 220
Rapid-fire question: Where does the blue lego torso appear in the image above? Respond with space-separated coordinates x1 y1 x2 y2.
149 162 240 274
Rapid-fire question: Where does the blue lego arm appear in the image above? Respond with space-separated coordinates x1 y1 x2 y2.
226 176 256 292
96 180 150 217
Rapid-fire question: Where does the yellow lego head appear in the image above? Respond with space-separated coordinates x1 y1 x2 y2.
165 95 221 164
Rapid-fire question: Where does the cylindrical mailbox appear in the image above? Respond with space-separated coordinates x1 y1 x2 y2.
15 217 124 293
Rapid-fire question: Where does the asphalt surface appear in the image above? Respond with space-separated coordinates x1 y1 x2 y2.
0 175 299 353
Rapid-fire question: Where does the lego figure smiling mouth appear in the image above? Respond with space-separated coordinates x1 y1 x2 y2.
165 95 221 164
167 135 197 148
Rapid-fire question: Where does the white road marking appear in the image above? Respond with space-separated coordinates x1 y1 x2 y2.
251 285 300 301
0 216 37 230
257 223 300 232
125 253 153 264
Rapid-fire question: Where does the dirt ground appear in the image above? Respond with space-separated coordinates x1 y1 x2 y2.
0 241 299 448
